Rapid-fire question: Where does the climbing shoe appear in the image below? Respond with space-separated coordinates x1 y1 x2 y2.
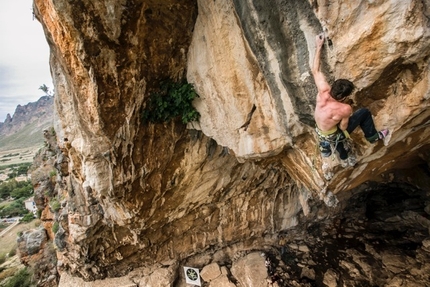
378 129 389 140
341 154 356 168
340 159 348 168
347 155 357 167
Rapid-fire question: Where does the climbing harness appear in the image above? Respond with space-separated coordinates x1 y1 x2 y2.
315 126 350 160
312 126 353 180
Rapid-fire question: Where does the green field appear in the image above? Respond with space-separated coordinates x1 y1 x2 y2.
0 147 41 168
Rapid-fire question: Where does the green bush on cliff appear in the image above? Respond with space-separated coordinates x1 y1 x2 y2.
49 198 61 212
3 267 33 287
142 80 200 124
52 221 59 234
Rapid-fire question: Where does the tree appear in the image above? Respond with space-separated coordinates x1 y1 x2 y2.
10 184 33 199
0 180 17 199
39 84 53 96
0 180 32 200
16 163 31 175
0 200 27 217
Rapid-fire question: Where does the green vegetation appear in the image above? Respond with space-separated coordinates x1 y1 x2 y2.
39 84 53 97
39 84 49 94
49 198 61 213
142 79 200 124
1 153 20 158
0 153 32 169
10 163 32 177
0 180 33 218
0 180 33 200
0 162 32 175
20 212 35 223
0 200 28 218
3 267 33 287
8 247 16 257
52 222 59 234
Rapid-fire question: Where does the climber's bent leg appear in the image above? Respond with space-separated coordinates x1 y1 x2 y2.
346 108 379 142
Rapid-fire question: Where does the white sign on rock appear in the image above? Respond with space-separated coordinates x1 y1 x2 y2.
184 266 201 286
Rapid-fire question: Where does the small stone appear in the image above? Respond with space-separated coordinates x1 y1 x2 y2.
323 269 338 287
298 245 309 253
422 238 430 250
288 243 299 250
385 215 402 222
300 267 315 280
307 260 316 266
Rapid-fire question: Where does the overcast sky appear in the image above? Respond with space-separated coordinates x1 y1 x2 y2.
0 0 52 122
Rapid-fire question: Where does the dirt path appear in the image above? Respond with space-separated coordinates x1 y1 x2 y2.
0 220 20 238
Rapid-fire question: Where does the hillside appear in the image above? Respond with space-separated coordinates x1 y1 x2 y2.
0 96 54 152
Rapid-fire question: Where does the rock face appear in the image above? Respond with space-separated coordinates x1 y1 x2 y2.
15 128 62 287
17 227 58 287
32 0 430 285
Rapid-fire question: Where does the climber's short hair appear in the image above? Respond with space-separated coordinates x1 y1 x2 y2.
330 79 355 101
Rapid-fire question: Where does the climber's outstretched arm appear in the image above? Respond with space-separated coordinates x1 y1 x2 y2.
312 34 330 97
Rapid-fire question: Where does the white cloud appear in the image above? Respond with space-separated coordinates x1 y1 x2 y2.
0 0 52 121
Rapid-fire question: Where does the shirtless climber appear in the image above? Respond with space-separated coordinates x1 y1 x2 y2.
311 34 389 167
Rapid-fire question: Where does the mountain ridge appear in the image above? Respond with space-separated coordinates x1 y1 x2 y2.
0 95 54 151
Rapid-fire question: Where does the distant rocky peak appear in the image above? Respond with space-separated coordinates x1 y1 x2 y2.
4 113 12 124
0 95 54 137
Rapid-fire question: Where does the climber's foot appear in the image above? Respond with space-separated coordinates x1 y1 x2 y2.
347 155 356 167
378 129 389 140
340 159 348 168
379 129 390 146
341 155 356 168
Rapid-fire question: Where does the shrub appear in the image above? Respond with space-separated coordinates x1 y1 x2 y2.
3 267 33 287
49 199 61 212
9 246 16 257
142 79 200 124
52 221 59 234
21 212 35 223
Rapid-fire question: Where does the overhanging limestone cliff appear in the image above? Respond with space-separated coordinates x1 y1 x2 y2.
187 0 430 193
33 0 430 283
